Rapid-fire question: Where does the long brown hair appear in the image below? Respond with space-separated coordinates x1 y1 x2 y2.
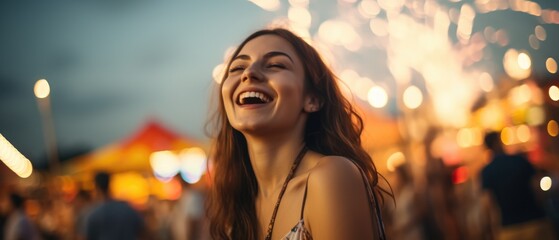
206 28 388 240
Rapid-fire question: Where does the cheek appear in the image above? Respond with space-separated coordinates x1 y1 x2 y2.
221 78 235 103
220 78 237 119
274 77 305 102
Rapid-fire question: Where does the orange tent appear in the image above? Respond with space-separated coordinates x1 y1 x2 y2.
64 119 206 175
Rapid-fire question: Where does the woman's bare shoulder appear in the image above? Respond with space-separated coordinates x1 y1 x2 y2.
305 155 374 239
306 155 364 200
309 155 362 183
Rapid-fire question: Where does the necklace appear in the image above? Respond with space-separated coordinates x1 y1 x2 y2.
264 145 308 240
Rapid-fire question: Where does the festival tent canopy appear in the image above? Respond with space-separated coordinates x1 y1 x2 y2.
63 119 206 175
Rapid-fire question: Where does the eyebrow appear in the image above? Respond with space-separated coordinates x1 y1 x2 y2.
231 51 294 63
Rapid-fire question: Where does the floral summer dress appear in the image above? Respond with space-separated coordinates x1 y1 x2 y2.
282 219 312 240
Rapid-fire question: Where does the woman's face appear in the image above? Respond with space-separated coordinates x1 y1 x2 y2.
221 34 309 135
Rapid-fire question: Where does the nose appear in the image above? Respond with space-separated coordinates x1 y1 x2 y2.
241 63 263 82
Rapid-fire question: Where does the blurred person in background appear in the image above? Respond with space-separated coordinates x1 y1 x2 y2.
36 198 63 240
421 129 462 240
169 176 207 240
3 192 41 240
391 164 424 240
0 190 9 240
73 190 93 240
422 157 461 239
85 171 144 240
480 131 556 240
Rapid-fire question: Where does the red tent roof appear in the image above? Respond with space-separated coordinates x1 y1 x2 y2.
64 119 205 174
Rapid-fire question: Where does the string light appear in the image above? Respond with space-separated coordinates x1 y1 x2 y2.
0 134 33 178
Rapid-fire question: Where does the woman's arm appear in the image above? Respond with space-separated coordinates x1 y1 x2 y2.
306 156 377 239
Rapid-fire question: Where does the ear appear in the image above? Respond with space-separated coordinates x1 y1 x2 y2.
304 94 322 113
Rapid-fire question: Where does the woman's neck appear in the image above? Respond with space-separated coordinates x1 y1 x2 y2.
245 135 305 198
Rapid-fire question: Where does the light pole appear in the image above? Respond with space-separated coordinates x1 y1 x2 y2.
34 79 59 175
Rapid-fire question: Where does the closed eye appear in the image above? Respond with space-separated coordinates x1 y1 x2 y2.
267 63 285 69
229 65 246 73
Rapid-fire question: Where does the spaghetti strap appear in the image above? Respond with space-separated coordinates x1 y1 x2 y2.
282 160 385 240
348 160 386 240
300 173 311 219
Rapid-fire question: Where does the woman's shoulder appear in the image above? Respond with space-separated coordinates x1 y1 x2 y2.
305 155 365 198
303 155 376 239
309 155 362 181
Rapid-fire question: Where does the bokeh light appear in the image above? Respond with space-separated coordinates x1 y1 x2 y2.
540 176 552 191
386 151 405 172
478 72 494 92
370 19 389 37
549 85 559 101
403 85 423 109
457 128 474 148
516 124 531 143
368 86 388 108
546 58 558 74
358 0 381 18
501 127 515 145
534 25 547 41
456 4 475 44
503 49 531 80
179 147 207 184
456 127 483 148
508 84 532 106
150 150 180 181
34 79 51 99
517 52 532 70
548 120 558 137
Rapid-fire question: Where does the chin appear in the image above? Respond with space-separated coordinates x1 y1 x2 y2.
231 121 266 134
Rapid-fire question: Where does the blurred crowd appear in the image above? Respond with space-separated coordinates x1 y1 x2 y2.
382 131 559 240
0 173 210 240
2 143 558 240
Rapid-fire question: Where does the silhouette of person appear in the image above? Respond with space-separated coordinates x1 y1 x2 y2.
480 131 555 240
3 192 41 240
392 164 424 240
85 172 144 240
73 190 93 240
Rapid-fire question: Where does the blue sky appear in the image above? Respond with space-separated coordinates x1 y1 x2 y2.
1 0 558 168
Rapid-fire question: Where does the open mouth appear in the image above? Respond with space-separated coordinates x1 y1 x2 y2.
237 91 272 105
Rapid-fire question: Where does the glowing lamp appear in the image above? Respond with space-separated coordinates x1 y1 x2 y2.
34 79 50 99
0 134 33 178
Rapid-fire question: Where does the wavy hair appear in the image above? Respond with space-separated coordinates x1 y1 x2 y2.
206 28 388 240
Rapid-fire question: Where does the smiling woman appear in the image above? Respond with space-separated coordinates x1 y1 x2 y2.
206 28 390 240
